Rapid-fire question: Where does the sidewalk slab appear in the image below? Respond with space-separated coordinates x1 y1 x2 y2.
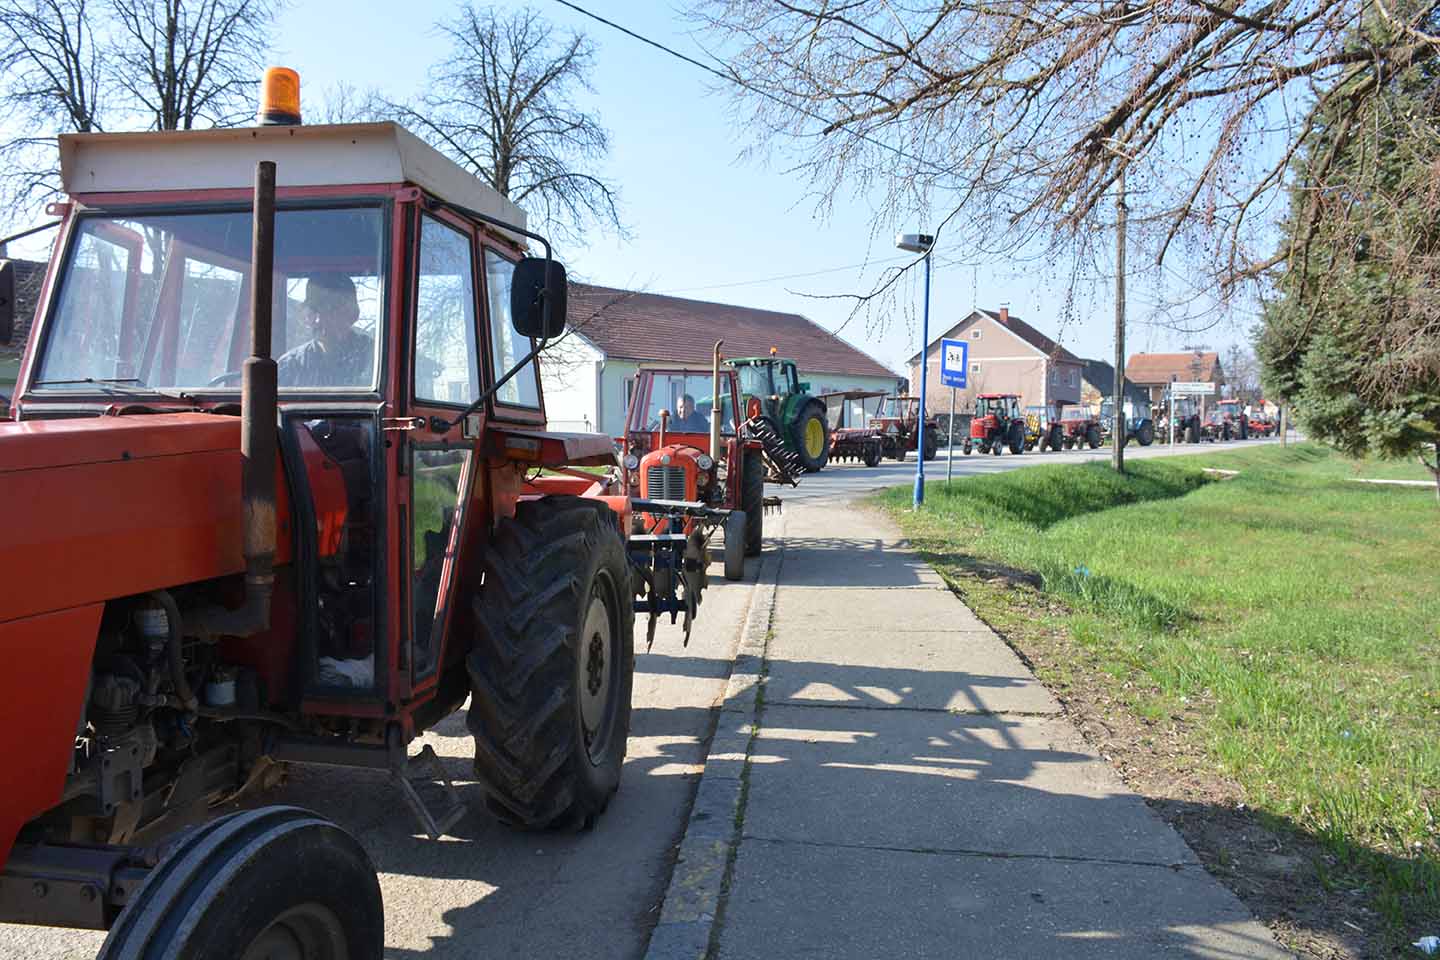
741 703 1196 865
773 585 992 633
716 841 1291 960
765 630 1060 715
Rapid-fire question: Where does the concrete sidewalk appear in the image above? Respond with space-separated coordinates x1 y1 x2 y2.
648 500 1290 960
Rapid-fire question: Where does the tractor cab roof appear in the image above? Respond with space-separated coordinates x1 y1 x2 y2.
726 356 791 365
59 122 527 240
976 392 1021 399
819 389 887 401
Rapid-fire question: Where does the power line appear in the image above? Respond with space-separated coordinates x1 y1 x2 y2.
547 0 941 174
654 255 912 295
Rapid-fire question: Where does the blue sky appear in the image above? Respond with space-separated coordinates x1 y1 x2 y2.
17 0 1254 373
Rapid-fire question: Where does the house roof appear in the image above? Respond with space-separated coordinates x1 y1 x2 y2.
566 284 897 380
1080 358 1150 404
909 308 1082 365
1125 351 1222 384
1 259 46 363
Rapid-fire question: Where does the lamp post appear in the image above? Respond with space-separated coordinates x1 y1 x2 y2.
896 231 935 508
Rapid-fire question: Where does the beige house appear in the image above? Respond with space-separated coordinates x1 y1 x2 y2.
1125 352 1226 411
908 307 1084 416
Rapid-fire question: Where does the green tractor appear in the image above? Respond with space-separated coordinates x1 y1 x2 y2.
727 354 831 472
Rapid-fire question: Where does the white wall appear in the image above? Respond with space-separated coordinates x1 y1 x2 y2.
539 336 604 433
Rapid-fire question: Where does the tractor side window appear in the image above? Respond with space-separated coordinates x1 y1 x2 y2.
414 217 480 405
35 223 143 384
410 447 469 681
736 364 770 398
483 250 540 408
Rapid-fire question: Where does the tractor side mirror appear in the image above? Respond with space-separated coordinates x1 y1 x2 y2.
0 260 14 345
797 381 811 393
511 257 567 339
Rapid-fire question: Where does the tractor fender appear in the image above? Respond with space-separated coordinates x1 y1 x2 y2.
0 604 102 867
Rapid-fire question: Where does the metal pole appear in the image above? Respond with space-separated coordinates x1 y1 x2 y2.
1169 393 1176 445
947 386 955 487
1112 170 1127 473
914 249 932 508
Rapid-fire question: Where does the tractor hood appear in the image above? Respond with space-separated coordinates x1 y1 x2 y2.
0 413 283 625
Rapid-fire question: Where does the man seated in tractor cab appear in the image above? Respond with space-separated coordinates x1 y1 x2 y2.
278 273 376 388
671 393 710 432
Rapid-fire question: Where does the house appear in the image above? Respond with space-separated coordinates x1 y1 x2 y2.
1079 358 1151 412
541 284 900 434
0 259 47 412
1125 352 1225 410
907 307 1084 416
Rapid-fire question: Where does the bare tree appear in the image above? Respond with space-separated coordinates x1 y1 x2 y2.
0 0 107 211
108 0 278 129
693 1 1440 302
395 4 622 242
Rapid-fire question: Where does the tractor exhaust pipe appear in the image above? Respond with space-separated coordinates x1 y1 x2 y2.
196 160 277 638
710 339 724 461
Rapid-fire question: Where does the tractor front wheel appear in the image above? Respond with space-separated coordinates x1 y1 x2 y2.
862 443 882 468
1137 421 1155 446
98 806 383 960
1086 424 1102 449
723 510 747 581
741 450 765 556
1008 421 1026 455
467 496 635 830
922 431 938 461
793 402 831 472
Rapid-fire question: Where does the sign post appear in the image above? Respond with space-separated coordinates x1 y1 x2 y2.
940 338 968 487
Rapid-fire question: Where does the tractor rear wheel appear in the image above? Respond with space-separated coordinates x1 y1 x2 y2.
1185 417 1200 444
723 510 746 581
1086 424 1101 449
467 496 635 830
98 806 383 960
792 401 831 472
1137 421 1155 446
741 450 765 556
862 442 881 468
922 431 938 461
1007 421 1026 455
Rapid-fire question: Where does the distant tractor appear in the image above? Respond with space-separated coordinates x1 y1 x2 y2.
1101 398 1156 447
621 344 767 602
965 393 1026 455
822 389 886 467
871 394 939 461
0 79 734 954
728 353 831 472
1214 399 1251 439
1024 404 1065 453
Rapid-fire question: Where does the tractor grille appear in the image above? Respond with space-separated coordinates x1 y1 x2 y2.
645 465 688 501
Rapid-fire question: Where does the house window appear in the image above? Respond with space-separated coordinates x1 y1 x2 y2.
1069 369 1077 387
623 376 635 409
971 329 982 340
970 361 980 373
1050 368 1058 385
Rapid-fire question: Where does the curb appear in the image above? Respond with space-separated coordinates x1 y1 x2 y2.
643 514 785 960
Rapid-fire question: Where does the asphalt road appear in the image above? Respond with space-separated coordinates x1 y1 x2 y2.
786 434 1288 502
1 433 1285 959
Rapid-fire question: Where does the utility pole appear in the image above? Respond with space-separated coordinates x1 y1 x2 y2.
1112 170 1127 473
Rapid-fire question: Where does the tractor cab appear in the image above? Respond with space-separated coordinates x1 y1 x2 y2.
965 393 1024 455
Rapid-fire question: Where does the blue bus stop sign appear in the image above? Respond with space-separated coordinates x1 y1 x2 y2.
940 338 968 388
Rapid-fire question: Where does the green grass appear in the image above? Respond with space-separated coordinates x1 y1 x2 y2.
876 444 1439 935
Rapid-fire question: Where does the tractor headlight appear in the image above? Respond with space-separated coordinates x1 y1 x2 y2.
696 453 714 471
623 453 640 470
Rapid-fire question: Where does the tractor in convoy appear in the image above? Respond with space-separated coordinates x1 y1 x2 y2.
1100 397 1156 447
620 343 767 628
727 352 831 473
963 393 1026 455
1057 405 1104 449
1214 398 1276 438
0 72 728 957
822 389 886 467
1023 403 1066 453
871 394 939 461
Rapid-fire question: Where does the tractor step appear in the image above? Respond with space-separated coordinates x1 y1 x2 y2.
393 743 467 840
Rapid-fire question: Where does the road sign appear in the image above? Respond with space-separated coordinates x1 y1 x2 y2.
940 338 968 388
1170 381 1215 396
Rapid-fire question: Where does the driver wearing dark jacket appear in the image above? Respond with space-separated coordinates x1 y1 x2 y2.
278 273 374 388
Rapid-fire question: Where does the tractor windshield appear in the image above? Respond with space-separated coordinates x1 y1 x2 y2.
33 205 385 393
734 363 772 399
640 373 735 434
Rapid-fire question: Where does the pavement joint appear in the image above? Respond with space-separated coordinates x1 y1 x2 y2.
740 833 1198 871
764 699 1060 718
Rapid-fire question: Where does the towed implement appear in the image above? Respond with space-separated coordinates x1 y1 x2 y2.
0 79 726 956
822 389 886 467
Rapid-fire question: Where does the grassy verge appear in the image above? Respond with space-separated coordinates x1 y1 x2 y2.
876 444 1438 955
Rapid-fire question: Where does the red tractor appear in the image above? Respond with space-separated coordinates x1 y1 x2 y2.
964 393 1026 455
0 84 722 955
1214 399 1251 439
620 345 768 630
871 394 939 461
1058 405 1104 449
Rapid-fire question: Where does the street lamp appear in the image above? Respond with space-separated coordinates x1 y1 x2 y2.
896 231 935 508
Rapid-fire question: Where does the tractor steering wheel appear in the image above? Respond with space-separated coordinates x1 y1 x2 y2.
207 369 243 387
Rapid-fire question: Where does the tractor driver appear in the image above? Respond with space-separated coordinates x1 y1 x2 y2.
278 273 376 388
671 393 710 432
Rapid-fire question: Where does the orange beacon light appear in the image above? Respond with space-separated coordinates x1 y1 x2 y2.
258 67 301 126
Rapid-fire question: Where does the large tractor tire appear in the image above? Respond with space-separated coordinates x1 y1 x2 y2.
1137 420 1155 446
1045 424 1064 453
792 401 831 472
1007 420 1026 455
467 496 635 830
922 430 939 461
99 806 383 960
1185 417 1201 444
1086 424 1102 449
723 510 747 581
862 442 882 468
741 450 765 556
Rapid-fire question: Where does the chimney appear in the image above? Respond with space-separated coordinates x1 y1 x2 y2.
999 305 1009 323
